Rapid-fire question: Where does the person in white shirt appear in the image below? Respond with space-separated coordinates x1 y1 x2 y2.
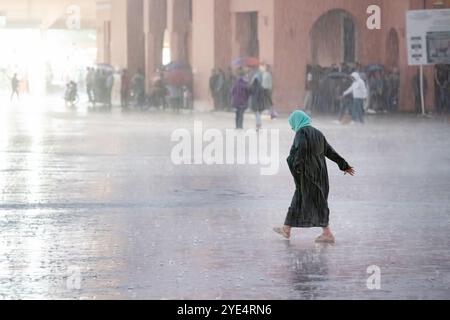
341 72 368 124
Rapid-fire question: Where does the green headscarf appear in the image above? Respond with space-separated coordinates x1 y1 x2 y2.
289 110 312 132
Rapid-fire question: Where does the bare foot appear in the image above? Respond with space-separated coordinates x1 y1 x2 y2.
273 226 291 239
315 233 335 244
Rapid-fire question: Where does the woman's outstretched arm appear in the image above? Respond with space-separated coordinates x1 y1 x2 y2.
324 139 355 176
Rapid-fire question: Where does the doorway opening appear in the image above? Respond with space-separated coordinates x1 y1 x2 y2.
236 12 259 57
310 9 357 66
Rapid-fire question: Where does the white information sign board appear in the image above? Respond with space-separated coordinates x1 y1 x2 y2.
406 9 450 66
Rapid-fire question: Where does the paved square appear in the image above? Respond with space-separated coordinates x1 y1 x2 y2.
1 98 449 299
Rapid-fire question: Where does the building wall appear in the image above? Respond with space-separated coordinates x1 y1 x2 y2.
192 0 216 106
107 0 145 75
310 10 344 66
273 0 385 110
110 0 128 69
96 1 112 64
215 0 232 69
191 0 274 107
98 0 450 112
230 0 274 66
126 0 145 75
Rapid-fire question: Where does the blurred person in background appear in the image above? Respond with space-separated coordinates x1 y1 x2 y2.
105 71 115 108
231 70 250 130
304 65 314 114
86 67 95 104
223 67 235 111
435 65 448 114
120 69 130 109
131 69 146 108
261 63 274 117
10 73 20 101
341 72 368 124
168 84 183 113
249 76 268 131
209 69 224 111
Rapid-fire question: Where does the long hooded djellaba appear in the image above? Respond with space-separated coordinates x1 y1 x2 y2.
285 111 351 228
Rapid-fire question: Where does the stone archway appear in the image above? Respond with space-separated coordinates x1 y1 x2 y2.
310 9 357 66
386 28 400 69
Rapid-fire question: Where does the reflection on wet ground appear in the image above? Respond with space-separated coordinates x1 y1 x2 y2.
0 96 449 299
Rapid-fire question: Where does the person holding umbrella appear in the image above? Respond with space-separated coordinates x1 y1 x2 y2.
274 111 355 243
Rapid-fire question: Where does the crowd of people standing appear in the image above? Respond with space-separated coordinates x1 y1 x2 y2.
303 62 401 124
85 67 115 108
76 60 449 120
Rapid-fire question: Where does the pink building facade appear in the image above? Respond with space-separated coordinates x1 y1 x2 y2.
96 0 450 112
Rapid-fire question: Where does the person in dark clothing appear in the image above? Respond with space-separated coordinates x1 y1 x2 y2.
249 77 269 131
10 74 19 101
412 70 428 114
131 70 146 108
369 71 385 112
223 68 235 111
209 69 225 111
120 69 130 109
216 69 227 110
150 78 168 110
93 69 102 106
388 68 400 112
435 65 448 114
168 84 183 113
274 111 355 243
105 71 114 108
231 73 249 129
209 69 219 110
337 76 353 122
86 67 95 104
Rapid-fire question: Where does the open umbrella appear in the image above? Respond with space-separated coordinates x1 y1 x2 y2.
166 70 192 87
365 64 384 73
232 57 260 68
165 61 189 71
326 72 349 79
96 63 115 72
163 61 192 87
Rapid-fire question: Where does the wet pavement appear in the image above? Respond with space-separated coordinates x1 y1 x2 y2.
1 94 450 300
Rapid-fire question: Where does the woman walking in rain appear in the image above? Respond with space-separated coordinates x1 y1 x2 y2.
274 111 355 243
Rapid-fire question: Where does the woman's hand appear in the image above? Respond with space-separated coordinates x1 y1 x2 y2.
344 167 355 176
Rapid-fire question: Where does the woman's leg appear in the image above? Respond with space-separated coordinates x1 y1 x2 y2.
255 111 262 130
238 108 245 129
351 99 359 122
235 108 242 129
358 99 365 123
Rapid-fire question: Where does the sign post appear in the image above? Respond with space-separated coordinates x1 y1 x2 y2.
420 65 425 116
406 9 450 115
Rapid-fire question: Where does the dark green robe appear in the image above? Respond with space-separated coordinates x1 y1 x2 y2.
285 126 350 228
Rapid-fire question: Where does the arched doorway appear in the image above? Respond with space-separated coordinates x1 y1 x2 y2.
310 9 357 66
386 28 400 69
